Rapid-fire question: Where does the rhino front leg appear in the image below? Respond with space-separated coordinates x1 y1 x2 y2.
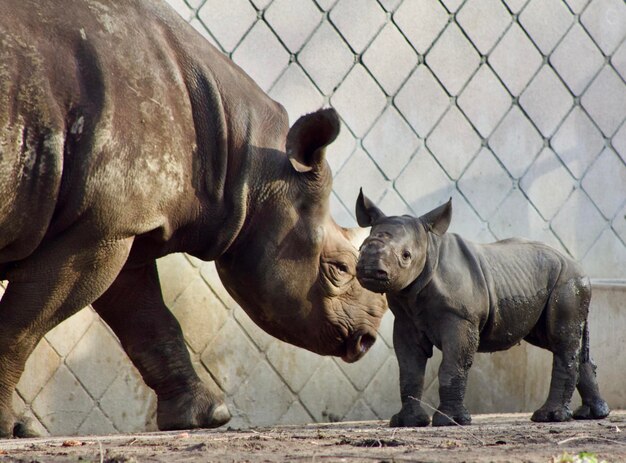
432 317 478 427
92 260 230 431
0 234 133 437
390 314 432 427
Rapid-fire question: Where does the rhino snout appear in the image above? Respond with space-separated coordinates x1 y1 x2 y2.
356 253 392 293
356 267 391 293
357 264 389 281
341 331 376 363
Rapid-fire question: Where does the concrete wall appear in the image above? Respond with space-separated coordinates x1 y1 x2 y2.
9 0 626 435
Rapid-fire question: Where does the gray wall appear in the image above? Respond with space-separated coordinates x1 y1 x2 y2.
11 0 626 435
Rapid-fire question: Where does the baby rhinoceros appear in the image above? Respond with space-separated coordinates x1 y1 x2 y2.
355 190 609 427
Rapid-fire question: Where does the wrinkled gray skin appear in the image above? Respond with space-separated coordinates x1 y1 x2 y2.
0 0 387 438
355 190 609 427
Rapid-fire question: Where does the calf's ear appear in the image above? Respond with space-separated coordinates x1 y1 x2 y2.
355 188 386 227
287 108 340 173
420 198 452 236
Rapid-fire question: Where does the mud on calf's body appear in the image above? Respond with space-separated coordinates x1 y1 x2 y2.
355 190 610 427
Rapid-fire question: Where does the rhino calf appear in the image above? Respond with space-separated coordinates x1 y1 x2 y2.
355 190 609 426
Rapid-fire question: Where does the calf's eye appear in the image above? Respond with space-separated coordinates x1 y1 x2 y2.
402 251 411 260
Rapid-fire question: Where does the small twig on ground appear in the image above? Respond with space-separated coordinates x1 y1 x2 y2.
408 396 485 446
98 439 104 463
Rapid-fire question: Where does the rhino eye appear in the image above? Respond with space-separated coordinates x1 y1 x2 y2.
336 263 349 274
402 251 411 260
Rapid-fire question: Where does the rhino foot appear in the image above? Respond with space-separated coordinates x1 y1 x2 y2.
531 405 573 423
0 415 40 439
157 384 231 431
432 407 471 426
573 400 610 420
390 406 430 427
13 417 40 438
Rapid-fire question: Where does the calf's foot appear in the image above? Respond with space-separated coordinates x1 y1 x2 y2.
531 405 573 423
573 400 610 420
157 384 231 431
575 361 610 420
390 404 430 427
432 406 471 426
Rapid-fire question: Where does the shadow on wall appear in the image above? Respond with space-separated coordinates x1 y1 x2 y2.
11 299 157 437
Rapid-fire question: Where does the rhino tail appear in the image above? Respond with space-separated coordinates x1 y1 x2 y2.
580 320 590 364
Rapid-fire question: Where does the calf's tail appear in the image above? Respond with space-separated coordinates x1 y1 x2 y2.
580 321 590 364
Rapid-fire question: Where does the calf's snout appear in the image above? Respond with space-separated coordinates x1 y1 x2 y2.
357 264 389 281
357 240 394 293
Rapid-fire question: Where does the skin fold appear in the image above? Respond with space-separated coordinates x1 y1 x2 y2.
355 190 609 427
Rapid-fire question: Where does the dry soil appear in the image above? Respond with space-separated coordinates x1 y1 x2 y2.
0 411 624 462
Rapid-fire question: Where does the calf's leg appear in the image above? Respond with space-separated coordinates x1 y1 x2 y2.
390 314 432 427
92 261 230 431
531 277 590 422
0 233 133 437
531 348 578 422
432 317 478 426
573 322 610 419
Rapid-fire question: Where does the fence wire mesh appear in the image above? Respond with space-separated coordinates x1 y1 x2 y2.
175 0 626 280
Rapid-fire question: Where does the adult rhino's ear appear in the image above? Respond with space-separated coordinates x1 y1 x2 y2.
286 108 340 173
420 198 452 236
355 188 386 227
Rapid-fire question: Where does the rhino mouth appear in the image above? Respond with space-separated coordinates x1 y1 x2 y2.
341 331 376 363
356 274 391 294
356 262 392 293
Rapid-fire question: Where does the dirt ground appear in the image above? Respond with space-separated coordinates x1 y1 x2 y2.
0 411 624 463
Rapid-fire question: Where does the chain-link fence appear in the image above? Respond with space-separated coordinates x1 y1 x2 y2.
172 0 626 279
12 0 625 435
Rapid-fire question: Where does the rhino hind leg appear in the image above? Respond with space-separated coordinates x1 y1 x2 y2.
0 412 37 439
12 416 39 438
92 261 231 431
530 348 576 423
531 277 592 423
573 362 610 420
0 234 133 437
573 323 610 420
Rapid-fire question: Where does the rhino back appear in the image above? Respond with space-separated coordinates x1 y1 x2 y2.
473 238 579 350
0 0 288 266
477 238 576 299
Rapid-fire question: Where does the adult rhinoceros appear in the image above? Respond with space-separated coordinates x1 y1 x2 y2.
0 0 387 437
